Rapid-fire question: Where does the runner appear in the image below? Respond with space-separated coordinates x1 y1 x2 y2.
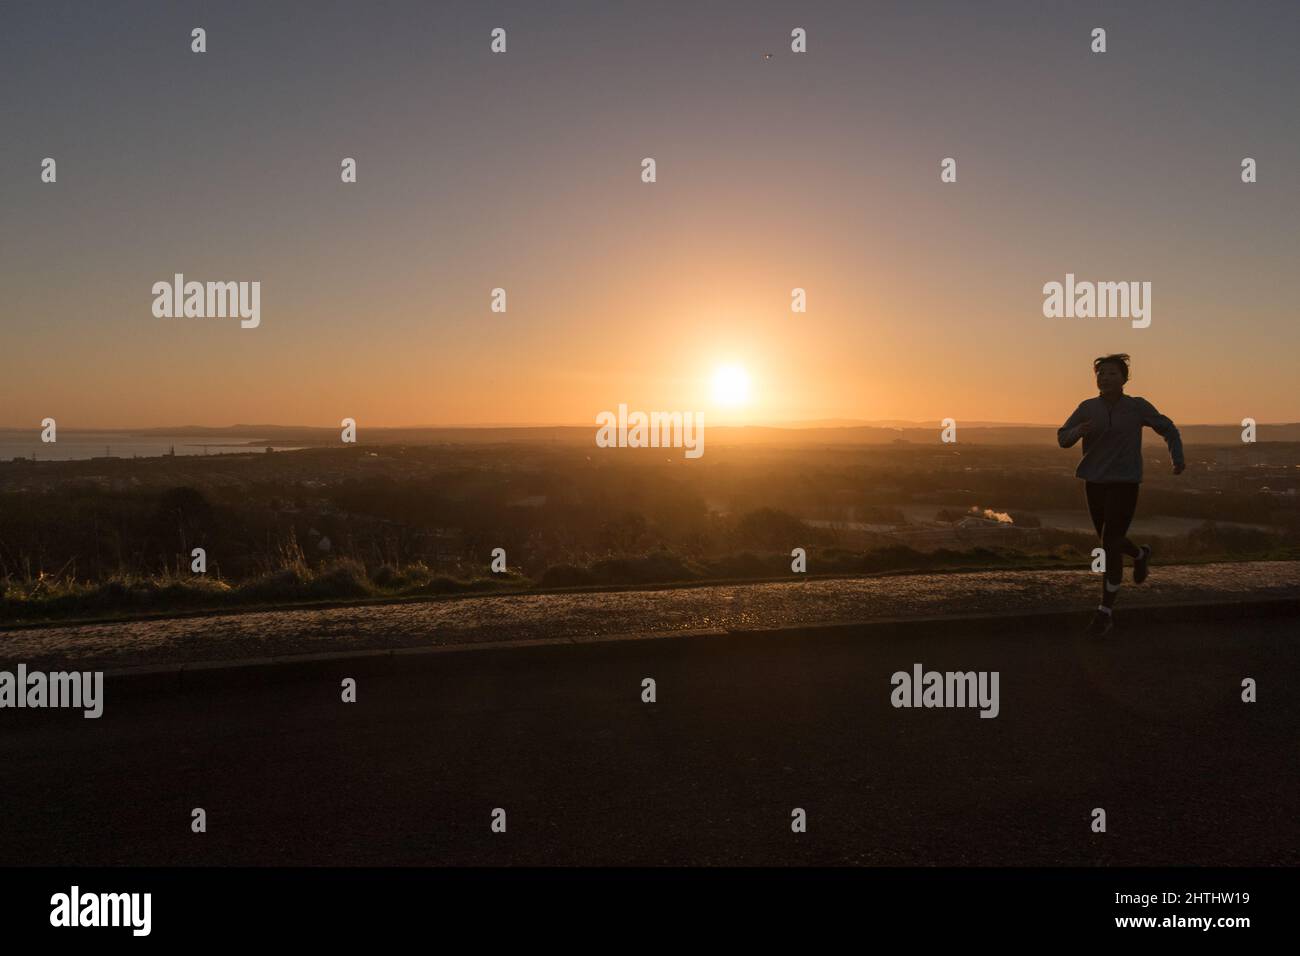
1057 354 1186 636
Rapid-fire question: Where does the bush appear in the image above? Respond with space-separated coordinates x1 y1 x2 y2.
238 566 312 602
736 509 811 549
816 548 871 574
154 576 233 604
309 559 373 599
699 551 781 578
589 550 701 585
539 564 597 588
372 562 435 590
371 564 402 588
860 545 930 572
1185 521 1277 555
420 576 467 594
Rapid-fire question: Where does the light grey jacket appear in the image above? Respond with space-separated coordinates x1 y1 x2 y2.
1058 394 1184 484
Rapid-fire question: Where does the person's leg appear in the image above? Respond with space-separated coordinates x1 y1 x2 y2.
1108 482 1140 556
1083 482 1118 626
1131 482 1153 582
1085 481 1106 537
1099 483 1140 608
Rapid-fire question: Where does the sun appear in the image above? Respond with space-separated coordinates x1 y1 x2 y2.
711 364 752 407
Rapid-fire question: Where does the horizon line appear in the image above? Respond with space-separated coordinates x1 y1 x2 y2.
2 420 1295 432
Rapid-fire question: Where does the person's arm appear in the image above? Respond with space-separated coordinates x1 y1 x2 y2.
1138 397 1185 471
1057 403 1088 448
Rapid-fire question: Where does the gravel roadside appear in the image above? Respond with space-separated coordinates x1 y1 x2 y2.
2 561 1297 671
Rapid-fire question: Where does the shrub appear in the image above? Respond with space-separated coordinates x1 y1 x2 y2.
701 551 775 578
539 564 597 588
309 559 372 599
238 566 312 602
736 509 811 549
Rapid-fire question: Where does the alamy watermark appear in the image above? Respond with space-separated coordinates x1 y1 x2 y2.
890 663 999 718
0 664 103 718
152 273 260 329
595 404 704 458
50 886 150 936
1042 273 1150 328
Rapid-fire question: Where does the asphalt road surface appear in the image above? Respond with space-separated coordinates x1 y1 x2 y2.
2 613 1295 866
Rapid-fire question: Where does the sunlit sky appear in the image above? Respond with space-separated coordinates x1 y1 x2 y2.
3 0 1298 428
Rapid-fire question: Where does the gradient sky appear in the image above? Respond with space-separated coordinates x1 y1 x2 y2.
3 0 1298 428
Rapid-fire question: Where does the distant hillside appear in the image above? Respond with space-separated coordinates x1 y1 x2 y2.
101 422 1300 446
780 418 1055 429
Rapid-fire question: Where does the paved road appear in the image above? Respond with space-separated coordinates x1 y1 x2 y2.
2 612 1295 866
3 560 1298 670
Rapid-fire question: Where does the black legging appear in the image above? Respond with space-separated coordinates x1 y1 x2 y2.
1085 481 1140 605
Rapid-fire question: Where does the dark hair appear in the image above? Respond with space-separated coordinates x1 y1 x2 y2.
1093 353 1130 383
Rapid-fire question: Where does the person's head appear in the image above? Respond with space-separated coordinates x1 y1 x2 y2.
1093 353 1130 394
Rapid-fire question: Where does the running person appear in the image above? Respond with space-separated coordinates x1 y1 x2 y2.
1057 354 1186 636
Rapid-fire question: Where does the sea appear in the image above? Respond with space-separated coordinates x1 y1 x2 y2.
0 431 305 462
